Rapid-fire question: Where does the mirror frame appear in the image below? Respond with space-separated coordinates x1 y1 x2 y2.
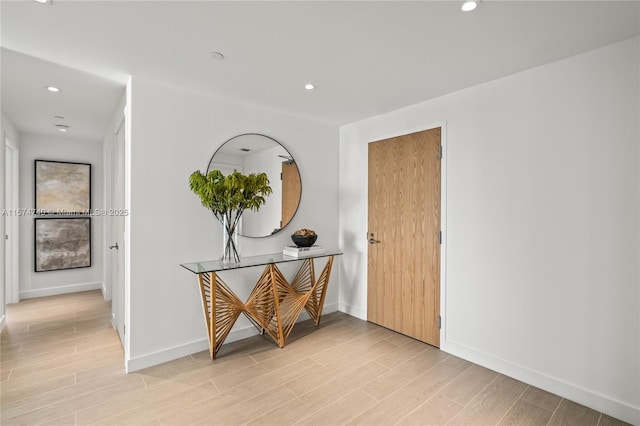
206 133 302 239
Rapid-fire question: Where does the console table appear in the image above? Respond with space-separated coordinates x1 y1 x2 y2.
181 251 342 359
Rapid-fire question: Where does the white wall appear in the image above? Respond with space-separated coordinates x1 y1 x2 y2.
127 77 339 371
18 134 104 299
339 37 639 424
1 112 20 329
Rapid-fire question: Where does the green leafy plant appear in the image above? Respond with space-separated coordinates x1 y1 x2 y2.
189 169 272 263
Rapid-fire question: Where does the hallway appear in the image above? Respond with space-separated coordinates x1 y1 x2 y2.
1 290 123 424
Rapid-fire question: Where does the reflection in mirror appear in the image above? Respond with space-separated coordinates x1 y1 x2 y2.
207 134 301 238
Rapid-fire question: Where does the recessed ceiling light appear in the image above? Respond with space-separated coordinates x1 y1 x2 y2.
210 52 225 60
45 86 61 92
33 0 52 4
57 128 67 132
304 83 315 90
239 148 251 152
55 124 69 132
54 115 65 119
461 0 479 12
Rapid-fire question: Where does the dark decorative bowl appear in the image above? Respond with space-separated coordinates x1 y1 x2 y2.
291 234 318 247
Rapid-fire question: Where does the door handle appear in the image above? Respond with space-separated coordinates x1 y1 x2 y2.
109 243 119 250
368 233 380 245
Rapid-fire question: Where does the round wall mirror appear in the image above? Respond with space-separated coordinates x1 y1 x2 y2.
207 133 301 238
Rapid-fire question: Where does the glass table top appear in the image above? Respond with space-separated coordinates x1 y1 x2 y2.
180 250 343 274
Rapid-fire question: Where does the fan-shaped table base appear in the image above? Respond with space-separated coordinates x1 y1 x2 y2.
195 256 335 359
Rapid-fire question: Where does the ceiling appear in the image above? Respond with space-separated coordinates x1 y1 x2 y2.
1 1 638 142
1 49 125 142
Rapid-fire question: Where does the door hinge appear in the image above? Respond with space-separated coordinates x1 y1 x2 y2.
438 145 442 160
123 324 126 335
438 315 442 330
439 231 442 245
280 172 283 180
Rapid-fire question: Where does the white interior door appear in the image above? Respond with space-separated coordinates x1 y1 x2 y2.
4 143 11 308
4 140 19 304
111 120 126 347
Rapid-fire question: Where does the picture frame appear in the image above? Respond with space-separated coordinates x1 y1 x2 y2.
34 218 92 272
35 160 91 214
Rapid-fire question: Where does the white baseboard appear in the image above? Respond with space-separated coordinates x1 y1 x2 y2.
101 282 109 301
126 337 210 373
126 326 264 372
19 281 102 300
126 302 339 373
303 302 338 320
338 302 366 320
0 315 6 333
441 340 640 425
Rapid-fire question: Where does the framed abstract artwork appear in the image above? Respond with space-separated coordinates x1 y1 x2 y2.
35 160 91 214
34 218 92 272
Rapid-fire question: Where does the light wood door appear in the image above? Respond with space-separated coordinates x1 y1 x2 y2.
368 128 441 346
281 161 301 228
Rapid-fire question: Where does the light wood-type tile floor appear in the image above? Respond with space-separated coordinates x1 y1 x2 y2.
0 290 631 426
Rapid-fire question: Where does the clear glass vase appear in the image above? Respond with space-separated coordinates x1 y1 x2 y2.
220 213 241 264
